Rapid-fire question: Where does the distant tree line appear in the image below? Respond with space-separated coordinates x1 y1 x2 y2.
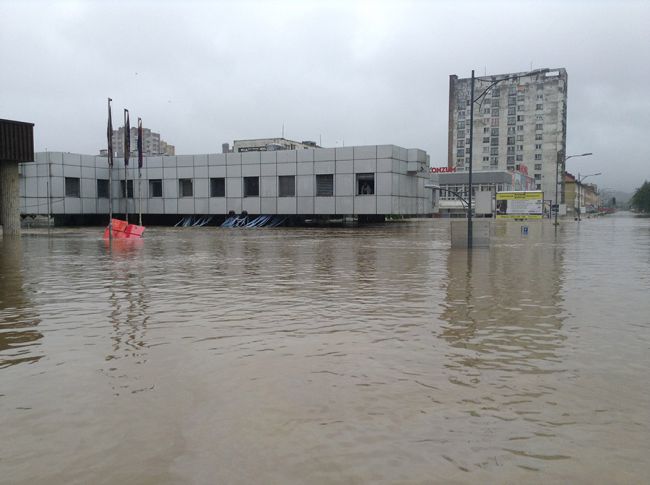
631 181 650 213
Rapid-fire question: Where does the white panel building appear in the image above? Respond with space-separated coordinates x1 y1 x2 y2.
19 145 432 221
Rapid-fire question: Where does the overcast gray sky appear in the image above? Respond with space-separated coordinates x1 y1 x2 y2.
1 0 648 192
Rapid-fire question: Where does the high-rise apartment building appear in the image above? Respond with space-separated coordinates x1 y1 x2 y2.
448 68 567 203
105 127 175 157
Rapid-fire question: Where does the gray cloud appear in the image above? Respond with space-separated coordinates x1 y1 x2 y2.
1 0 648 191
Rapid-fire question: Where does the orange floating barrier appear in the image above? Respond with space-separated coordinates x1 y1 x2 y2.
103 219 144 239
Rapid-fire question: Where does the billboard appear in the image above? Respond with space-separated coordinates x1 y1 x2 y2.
496 191 544 220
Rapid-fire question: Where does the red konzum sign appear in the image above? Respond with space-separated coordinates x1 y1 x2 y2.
430 167 457 173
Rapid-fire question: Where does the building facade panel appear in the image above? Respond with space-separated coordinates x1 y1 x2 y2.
19 146 432 217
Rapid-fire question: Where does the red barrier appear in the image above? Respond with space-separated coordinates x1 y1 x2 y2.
103 219 144 239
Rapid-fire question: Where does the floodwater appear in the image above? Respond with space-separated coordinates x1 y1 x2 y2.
1 214 649 484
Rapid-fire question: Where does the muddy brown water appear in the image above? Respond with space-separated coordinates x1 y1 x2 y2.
1 214 649 484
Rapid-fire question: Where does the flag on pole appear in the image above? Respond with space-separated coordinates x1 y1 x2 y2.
124 109 130 166
107 98 113 168
137 117 143 169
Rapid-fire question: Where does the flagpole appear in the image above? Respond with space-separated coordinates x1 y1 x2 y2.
107 98 113 242
138 117 143 226
123 109 130 224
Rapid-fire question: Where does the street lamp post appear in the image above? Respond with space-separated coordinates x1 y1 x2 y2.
466 68 549 248
576 172 601 221
554 152 592 226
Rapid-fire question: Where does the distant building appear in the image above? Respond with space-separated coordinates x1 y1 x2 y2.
448 68 568 204
101 127 175 157
232 137 320 153
564 172 599 216
431 167 535 217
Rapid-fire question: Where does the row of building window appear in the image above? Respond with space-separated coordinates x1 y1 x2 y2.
64 174 377 199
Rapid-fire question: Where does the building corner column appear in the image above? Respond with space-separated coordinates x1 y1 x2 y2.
0 162 21 236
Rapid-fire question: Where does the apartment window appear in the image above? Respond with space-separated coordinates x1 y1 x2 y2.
210 177 225 197
457 149 465 157
490 156 498 165
536 184 542 190
492 99 500 107
483 127 490 134
490 128 499 136
458 110 466 118
534 174 541 180
120 179 133 198
357 173 375 195
458 130 465 139
457 139 464 148
508 97 516 106
535 144 542 150
507 156 515 164
149 179 162 197
517 104 525 111
536 104 543 110
482 146 489 154
491 137 499 146
482 137 490 143
491 118 499 126
517 95 525 103
179 178 193 197
535 123 543 130
490 147 499 156
536 115 544 121
482 108 490 115
64 177 80 197
509 85 517 94
518 115 526 122
482 156 489 162
534 163 542 170
535 133 543 141
517 145 524 152
507 146 515 155
457 121 465 129
507 136 515 145
517 125 524 131
97 179 109 198
534 154 542 160
507 117 515 125
508 107 516 115
316 174 334 196
278 175 295 197
537 94 544 100
491 108 499 116
507 127 516 135
456 158 464 166
516 155 523 161
243 176 259 197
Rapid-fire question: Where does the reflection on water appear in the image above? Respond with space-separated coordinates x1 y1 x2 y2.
1 216 649 484
0 237 42 368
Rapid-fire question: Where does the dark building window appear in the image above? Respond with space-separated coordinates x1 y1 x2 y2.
120 179 134 198
278 175 295 197
65 177 80 197
97 179 109 198
179 178 193 197
243 176 259 197
210 177 225 197
316 174 333 196
357 173 374 195
149 179 162 197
